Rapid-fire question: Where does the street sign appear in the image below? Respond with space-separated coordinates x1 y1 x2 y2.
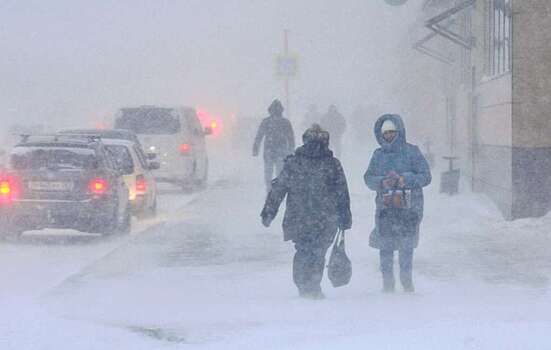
276 54 298 78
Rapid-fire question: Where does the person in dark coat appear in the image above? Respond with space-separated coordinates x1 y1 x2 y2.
364 114 431 293
320 105 346 158
253 100 295 191
261 124 352 299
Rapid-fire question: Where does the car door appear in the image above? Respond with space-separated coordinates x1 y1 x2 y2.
134 145 156 207
184 110 208 178
99 146 128 216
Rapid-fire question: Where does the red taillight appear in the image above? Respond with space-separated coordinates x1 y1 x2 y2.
89 178 108 195
0 175 20 204
179 143 190 154
136 175 146 194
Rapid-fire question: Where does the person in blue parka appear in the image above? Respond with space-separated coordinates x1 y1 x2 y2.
364 114 431 293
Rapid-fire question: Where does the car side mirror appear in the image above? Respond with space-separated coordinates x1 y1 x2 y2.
146 153 157 160
204 127 213 136
148 161 160 170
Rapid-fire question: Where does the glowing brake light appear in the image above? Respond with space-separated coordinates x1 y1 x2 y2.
179 143 190 154
0 175 20 204
136 175 147 194
89 178 108 195
0 181 10 195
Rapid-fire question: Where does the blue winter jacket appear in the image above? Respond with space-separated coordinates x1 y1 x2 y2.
364 114 431 250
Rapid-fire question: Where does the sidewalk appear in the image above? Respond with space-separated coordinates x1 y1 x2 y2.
34 176 551 350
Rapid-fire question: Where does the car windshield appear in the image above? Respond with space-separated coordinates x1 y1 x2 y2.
115 108 181 135
105 145 134 175
10 146 98 170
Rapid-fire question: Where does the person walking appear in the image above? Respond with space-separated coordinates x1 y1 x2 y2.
364 114 431 293
320 105 347 158
261 124 352 299
301 104 321 132
253 99 295 191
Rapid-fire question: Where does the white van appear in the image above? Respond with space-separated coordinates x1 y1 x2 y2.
114 106 210 190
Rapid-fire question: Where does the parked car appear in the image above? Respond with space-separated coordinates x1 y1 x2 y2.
0 135 131 238
59 128 159 217
114 106 211 190
59 128 155 159
101 138 159 218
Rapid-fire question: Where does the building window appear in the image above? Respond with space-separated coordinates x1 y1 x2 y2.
488 0 512 76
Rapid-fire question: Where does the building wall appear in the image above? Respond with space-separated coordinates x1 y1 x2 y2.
452 0 514 218
474 75 513 218
420 0 551 219
510 0 551 218
512 0 551 148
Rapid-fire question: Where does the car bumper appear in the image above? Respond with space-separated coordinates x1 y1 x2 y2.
130 195 146 213
2 199 116 231
154 157 194 184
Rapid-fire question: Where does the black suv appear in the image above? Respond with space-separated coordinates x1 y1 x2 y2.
0 135 130 238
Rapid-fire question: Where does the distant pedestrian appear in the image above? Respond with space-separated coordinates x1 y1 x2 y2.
253 100 295 191
261 124 352 299
364 114 431 293
320 105 346 158
351 104 378 148
301 104 321 131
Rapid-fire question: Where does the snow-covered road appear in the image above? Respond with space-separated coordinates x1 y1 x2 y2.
2 154 551 349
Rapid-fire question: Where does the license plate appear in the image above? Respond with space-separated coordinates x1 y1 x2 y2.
28 181 74 191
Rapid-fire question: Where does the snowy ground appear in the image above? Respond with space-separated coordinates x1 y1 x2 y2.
1 148 551 349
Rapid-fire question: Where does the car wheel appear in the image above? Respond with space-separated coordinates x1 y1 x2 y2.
0 216 24 240
101 204 130 236
0 221 23 241
194 158 209 190
116 205 132 235
137 197 157 220
148 197 157 217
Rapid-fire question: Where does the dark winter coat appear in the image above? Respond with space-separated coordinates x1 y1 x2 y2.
253 113 295 160
261 142 352 242
364 114 431 250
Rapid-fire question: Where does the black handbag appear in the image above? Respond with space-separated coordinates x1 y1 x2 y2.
327 230 352 288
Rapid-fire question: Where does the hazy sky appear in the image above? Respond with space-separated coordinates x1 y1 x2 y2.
0 0 423 127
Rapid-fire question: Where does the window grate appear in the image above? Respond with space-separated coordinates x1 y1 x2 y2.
488 0 512 76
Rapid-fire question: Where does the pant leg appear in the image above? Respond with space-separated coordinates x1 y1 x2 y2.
399 248 414 288
274 157 285 178
379 249 395 289
264 158 275 191
293 235 331 294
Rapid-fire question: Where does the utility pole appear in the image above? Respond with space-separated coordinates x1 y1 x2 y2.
283 29 290 116
275 30 297 118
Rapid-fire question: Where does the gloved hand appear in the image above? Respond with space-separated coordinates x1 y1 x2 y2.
382 170 400 189
382 177 397 189
261 215 272 227
398 176 406 188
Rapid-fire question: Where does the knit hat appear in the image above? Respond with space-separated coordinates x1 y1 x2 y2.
381 120 397 133
302 124 330 145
